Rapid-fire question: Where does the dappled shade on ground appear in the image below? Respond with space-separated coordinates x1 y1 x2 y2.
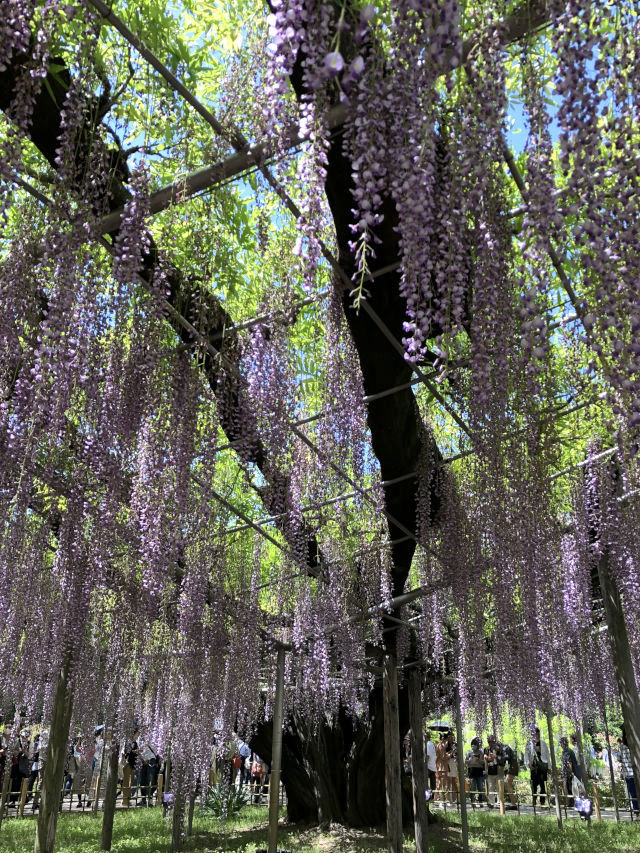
0 807 639 853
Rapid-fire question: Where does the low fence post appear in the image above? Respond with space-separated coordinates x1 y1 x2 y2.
18 778 28 817
592 782 601 821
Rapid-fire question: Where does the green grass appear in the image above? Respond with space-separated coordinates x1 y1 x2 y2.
0 806 638 852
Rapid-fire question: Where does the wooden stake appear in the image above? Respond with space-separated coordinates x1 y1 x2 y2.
454 686 469 853
267 646 286 853
545 708 562 830
92 742 105 818
590 781 601 820
100 736 119 851
597 553 640 796
574 725 588 787
498 778 505 815
383 651 403 853
34 657 74 853
18 778 29 817
156 773 164 806
171 789 185 853
0 761 11 832
165 756 171 796
408 668 429 853
602 706 619 822
187 783 197 837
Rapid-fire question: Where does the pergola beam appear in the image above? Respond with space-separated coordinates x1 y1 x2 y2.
93 0 549 235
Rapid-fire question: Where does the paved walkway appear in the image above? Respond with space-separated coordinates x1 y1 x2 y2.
429 799 639 823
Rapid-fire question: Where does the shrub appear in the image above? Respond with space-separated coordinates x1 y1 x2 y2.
199 782 250 820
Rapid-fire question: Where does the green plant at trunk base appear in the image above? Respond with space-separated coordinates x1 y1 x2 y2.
199 782 251 821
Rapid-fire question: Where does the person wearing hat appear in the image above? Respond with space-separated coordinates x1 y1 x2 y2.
465 737 487 805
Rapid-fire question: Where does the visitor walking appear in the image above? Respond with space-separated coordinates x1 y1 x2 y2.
123 729 140 807
560 736 580 807
503 743 519 810
484 735 504 808
524 727 550 807
618 730 639 813
424 731 437 792
465 737 486 805
139 757 151 806
446 732 459 804
435 733 449 801
235 735 251 786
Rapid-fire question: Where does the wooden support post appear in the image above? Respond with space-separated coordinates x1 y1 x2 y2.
156 773 164 806
602 706 619 822
35 658 73 853
91 735 106 818
100 736 119 852
498 778 505 815
0 760 11 831
171 788 185 853
592 781 601 820
91 770 100 818
574 725 588 788
187 783 197 837
383 651 403 853
408 668 428 853
598 553 640 796
454 686 469 853
267 646 286 853
18 778 28 817
545 708 562 830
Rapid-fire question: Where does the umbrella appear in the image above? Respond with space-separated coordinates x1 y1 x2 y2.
427 720 451 732
93 725 105 735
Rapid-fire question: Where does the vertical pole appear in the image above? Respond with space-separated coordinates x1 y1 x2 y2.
156 774 164 806
92 740 105 818
18 778 29 817
602 706 619 822
100 736 119 852
592 781 601 820
35 657 74 853
0 761 11 831
267 646 286 853
171 789 185 853
574 725 588 787
498 778 505 815
187 782 197 837
598 553 640 792
408 668 428 853
454 686 469 853
382 651 403 853
545 708 562 829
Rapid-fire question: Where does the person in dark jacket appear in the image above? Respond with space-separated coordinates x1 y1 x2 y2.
560 736 581 807
139 757 151 807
